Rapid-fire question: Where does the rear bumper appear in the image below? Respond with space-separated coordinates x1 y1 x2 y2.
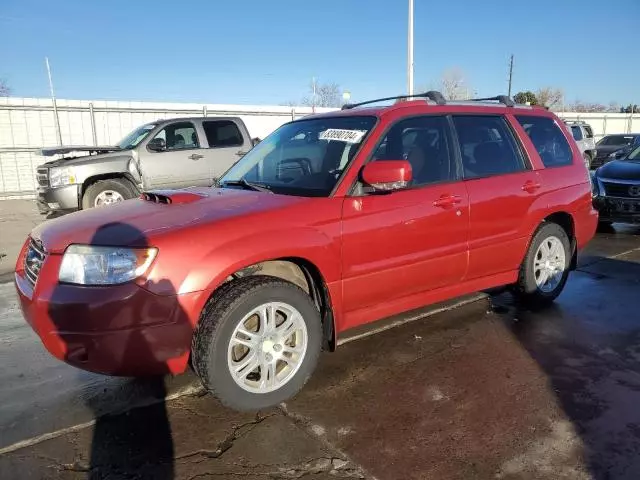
14 244 200 376
36 185 80 214
575 204 599 250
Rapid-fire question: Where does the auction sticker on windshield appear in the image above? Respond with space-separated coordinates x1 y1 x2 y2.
320 129 367 143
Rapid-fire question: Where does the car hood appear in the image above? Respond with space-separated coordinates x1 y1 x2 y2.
41 150 133 168
596 159 640 180
31 187 307 254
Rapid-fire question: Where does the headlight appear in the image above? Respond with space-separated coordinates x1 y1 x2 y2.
59 245 158 285
608 149 624 159
49 166 77 187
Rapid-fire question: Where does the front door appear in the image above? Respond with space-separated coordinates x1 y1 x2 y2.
201 119 253 184
140 121 209 189
340 115 469 329
451 114 542 279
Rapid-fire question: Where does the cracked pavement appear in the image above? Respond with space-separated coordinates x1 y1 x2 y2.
1 200 640 479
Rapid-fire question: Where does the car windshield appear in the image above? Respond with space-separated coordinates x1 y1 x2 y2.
627 146 640 161
219 115 377 197
597 135 635 146
116 123 157 149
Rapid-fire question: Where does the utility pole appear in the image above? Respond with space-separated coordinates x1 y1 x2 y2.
407 0 414 96
45 57 63 146
312 76 317 113
507 54 514 97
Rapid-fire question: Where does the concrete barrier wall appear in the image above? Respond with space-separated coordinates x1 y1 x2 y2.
1 96 639 198
0 97 335 197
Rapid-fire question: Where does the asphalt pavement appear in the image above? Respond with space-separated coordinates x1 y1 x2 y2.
1 200 640 479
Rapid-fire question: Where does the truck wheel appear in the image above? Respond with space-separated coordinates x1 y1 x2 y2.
513 222 571 306
192 276 322 411
82 179 136 209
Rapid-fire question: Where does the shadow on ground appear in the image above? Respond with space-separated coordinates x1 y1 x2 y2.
493 256 640 480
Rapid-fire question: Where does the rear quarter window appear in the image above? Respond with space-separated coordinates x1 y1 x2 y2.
516 116 573 168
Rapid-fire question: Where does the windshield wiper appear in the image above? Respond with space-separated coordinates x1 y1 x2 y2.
221 179 274 194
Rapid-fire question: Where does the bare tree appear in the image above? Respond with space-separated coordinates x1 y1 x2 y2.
0 79 10 97
302 81 343 108
607 101 620 113
439 68 472 100
419 70 473 100
568 100 607 113
535 87 563 108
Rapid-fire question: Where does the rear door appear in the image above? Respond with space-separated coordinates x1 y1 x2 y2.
139 121 208 188
452 114 541 279
340 115 469 327
201 119 253 184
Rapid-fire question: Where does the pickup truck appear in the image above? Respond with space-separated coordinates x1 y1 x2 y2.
35 116 258 214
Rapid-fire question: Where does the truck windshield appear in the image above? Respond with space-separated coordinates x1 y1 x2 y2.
219 116 376 197
116 123 157 149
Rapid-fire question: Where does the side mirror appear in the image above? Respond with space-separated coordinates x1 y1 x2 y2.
361 160 412 192
147 138 166 152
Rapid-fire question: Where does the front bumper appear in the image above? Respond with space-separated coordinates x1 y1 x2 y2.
36 185 80 214
14 241 200 376
593 196 640 224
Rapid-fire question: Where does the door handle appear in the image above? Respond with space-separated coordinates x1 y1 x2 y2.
521 180 541 193
236 150 248 157
432 194 462 208
189 153 204 160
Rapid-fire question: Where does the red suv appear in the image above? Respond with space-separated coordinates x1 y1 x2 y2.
15 92 597 411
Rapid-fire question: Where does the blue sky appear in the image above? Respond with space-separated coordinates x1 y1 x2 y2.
1 0 638 105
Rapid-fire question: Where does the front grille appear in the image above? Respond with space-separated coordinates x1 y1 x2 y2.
603 182 640 198
36 168 49 187
24 239 46 286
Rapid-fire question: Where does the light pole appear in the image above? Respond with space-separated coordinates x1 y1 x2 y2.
407 0 414 96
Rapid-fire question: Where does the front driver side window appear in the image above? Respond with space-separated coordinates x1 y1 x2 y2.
151 122 199 151
371 115 455 187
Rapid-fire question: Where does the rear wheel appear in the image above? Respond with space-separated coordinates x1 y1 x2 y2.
583 152 591 170
191 276 322 411
513 223 571 306
82 178 136 209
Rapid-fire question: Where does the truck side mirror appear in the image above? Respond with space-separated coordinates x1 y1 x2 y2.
147 138 166 152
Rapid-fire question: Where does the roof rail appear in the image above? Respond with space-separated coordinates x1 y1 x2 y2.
469 95 515 107
341 90 447 110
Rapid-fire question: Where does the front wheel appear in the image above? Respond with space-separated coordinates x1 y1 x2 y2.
513 223 571 306
191 276 322 411
82 178 136 209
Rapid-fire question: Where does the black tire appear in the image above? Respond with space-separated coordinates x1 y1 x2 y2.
81 178 136 209
191 275 322 411
583 152 591 170
513 222 571 306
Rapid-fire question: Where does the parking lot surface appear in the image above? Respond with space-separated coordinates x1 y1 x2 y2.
1 200 639 479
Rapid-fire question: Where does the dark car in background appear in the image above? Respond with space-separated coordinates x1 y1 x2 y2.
592 134 640 169
592 145 640 226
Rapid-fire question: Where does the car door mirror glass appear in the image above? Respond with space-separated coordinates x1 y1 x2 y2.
148 138 166 152
361 160 412 192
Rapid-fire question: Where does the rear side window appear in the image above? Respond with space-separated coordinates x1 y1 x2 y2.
203 120 244 148
571 125 583 141
516 116 573 167
452 115 526 179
